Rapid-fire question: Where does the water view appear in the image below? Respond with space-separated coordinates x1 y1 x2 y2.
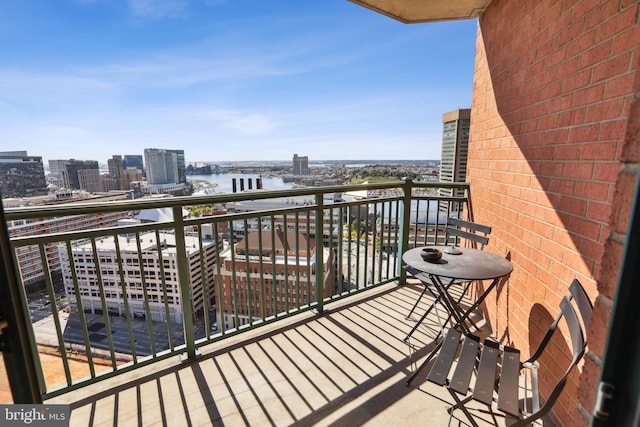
187 173 293 194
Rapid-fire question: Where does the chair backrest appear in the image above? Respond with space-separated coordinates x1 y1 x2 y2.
444 217 492 249
524 279 593 423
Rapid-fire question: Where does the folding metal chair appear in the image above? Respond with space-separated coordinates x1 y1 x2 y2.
404 218 492 340
421 279 592 427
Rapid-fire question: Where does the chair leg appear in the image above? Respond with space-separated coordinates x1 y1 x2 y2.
407 285 429 319
404 293 442 341
447 390 479 427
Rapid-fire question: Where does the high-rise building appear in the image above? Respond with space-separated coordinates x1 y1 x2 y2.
144 148 179 185
123 155 144 175
439 109 471 198
48 159 68 188
107 155 129 190
169 149 186 184
63 159 100 192
292 154 309 176
0 151 47 198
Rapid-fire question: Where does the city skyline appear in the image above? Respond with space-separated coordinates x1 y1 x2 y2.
0 1 476 163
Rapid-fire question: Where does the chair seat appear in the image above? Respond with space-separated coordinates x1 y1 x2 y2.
426 329 523 416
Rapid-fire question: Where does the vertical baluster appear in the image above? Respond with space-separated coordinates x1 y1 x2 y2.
282 213 289 313
112 235 137 364
229 220 239 331
270 215 277 318
213 222 225 336
335 205 342 295
294 211 301 310
38 244 73 383
314 193 324 314
196 224 210 340
257 216 265 321
65 240 96 376
88 238 117 369
243 218 252 326
135 232 156 357
154 230 174 351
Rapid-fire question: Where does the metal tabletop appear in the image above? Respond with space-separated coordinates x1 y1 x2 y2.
402 246 513 281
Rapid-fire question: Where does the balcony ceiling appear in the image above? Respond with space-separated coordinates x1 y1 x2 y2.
348 0 491 23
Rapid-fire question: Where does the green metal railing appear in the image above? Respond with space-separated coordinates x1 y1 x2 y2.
3 180 470 400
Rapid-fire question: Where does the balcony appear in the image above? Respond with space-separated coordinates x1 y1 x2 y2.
45 282 498 426
3 181 508 425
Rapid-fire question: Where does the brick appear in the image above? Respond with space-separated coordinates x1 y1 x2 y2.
584 0 619 32
562 69 592 93
575 180 609 202
588 296 612 358
610 171 638 234
579 357 601 422
579 39 613 68
561 195 588 215
593 162 623 181
622 99 640 163
598 239 623 298
581 141 619 161
599 119 628 141
586 99 625 122
592 52 633 83
569 123 600 143
545 128 570 144
572 84 605 108
597 3 639 43
612 24 640 55
567 29 597 59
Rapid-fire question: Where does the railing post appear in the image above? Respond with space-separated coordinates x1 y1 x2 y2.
173 206 197 360
397 178 412 284
314 192 324 314
0 201 42 403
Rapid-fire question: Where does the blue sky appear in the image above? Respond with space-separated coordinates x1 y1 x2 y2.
0 0 477 164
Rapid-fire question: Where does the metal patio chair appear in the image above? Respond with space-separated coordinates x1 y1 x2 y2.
421 278 592 427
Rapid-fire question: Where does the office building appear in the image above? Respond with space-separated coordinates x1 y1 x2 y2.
123 155 144 174
0 151 47 199
60 227 222 324
292 154 310 176
170 149 186 184
47 159 68 187
63 159 100 192
439 109 470 199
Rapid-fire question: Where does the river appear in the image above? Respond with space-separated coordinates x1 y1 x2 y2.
187 173 293 194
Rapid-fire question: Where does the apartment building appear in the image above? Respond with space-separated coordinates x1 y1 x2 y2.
5 192 130 288
61 228 221 324
216 228 335 329
292 153 310 176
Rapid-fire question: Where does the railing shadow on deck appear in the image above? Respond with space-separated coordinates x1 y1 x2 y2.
54 283 465 427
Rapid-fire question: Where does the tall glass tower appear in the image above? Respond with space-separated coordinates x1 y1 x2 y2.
439 109 471 202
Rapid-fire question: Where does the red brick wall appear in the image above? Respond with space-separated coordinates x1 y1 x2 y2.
469 0 639 424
